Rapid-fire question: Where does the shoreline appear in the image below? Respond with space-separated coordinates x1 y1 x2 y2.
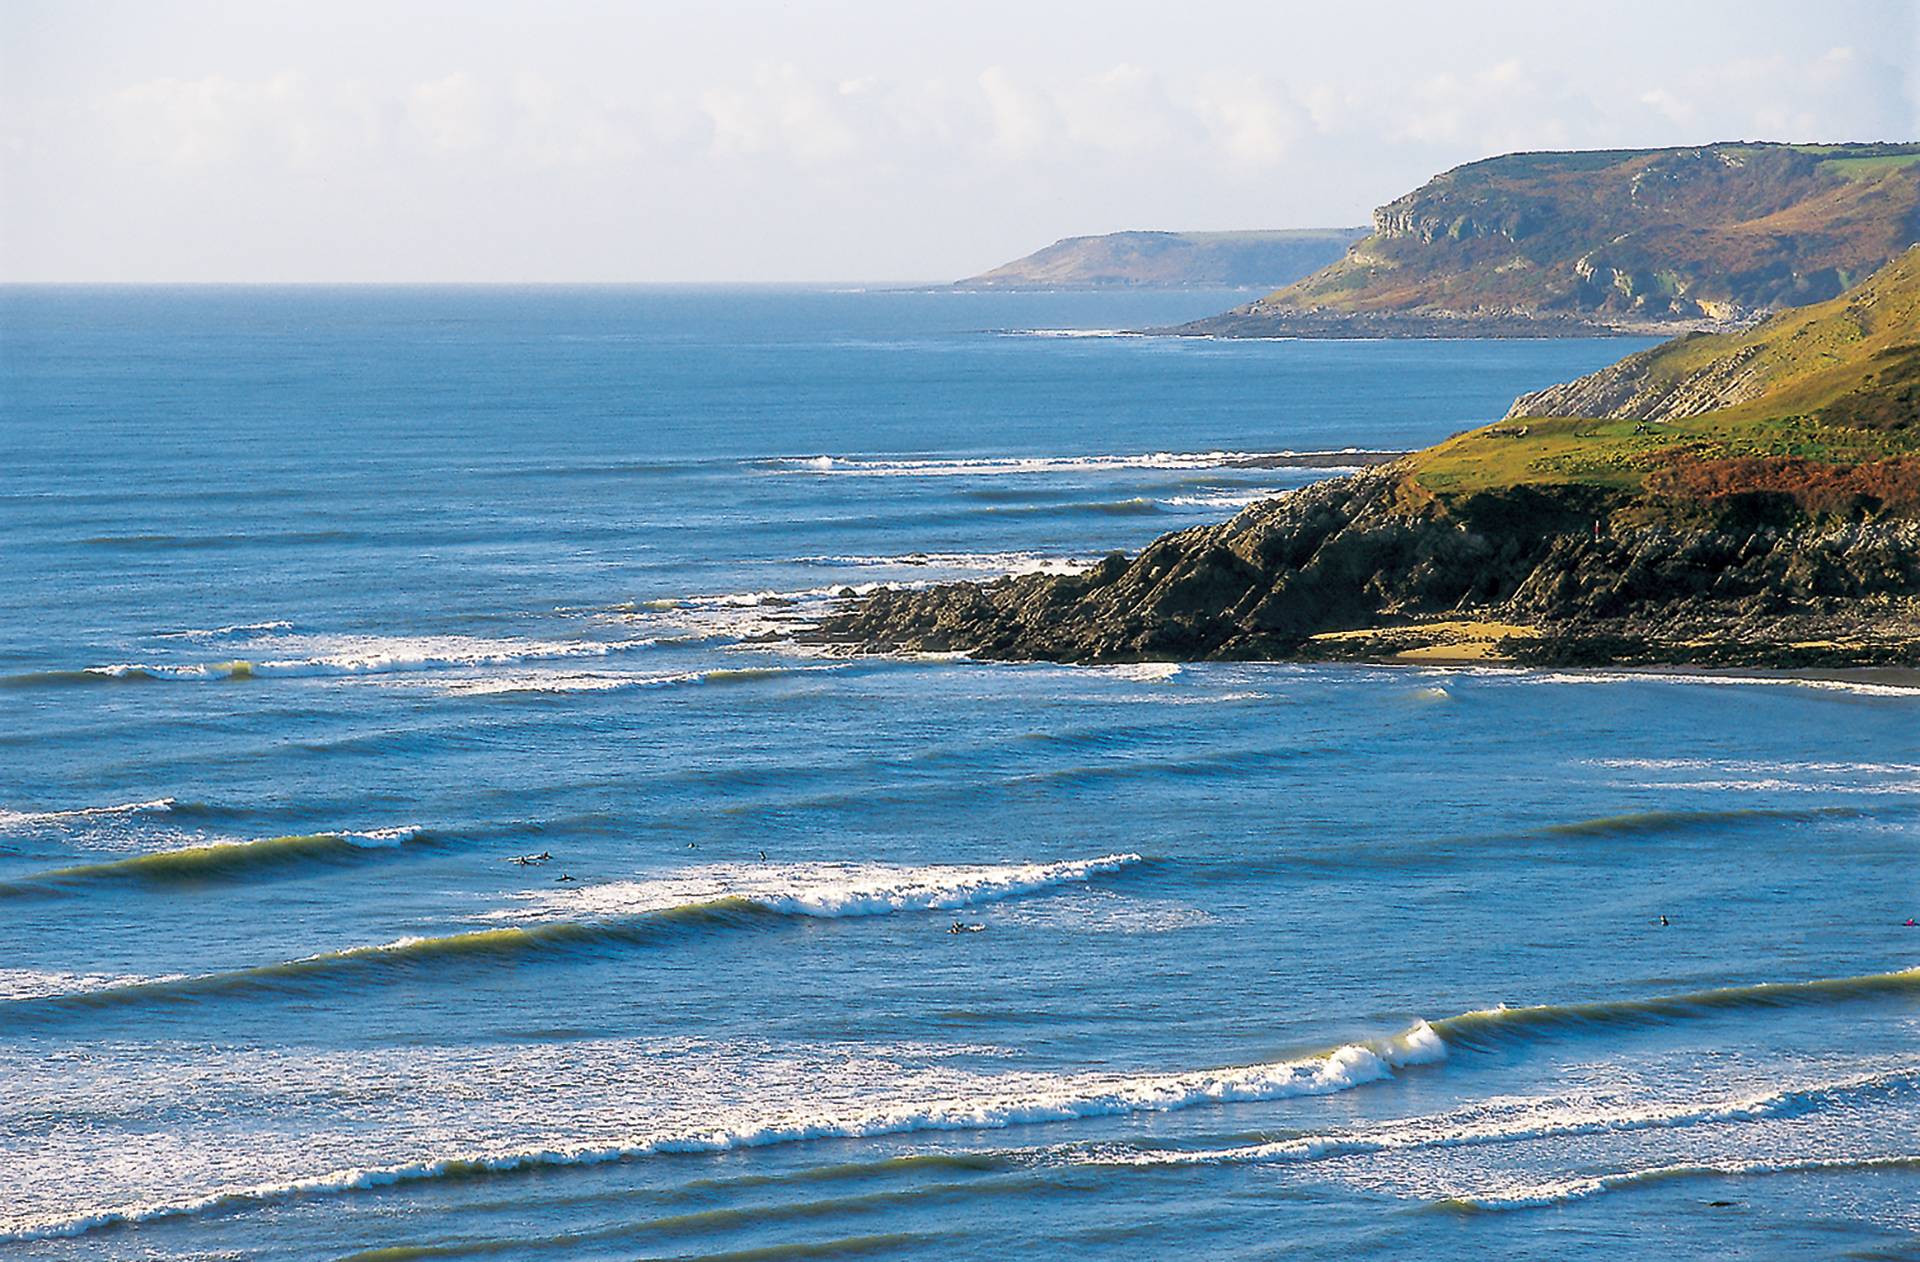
812 465 1920 674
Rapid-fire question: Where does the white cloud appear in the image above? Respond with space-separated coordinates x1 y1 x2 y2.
977 66 1057 160
103 72 382 168
89 44 1912 186
16 0 1911 282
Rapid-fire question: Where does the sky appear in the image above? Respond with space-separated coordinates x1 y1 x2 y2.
2 0 1916 282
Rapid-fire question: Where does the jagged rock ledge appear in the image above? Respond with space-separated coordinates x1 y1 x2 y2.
811 467 1920 668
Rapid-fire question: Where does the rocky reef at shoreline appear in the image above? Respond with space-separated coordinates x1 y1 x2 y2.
817 467 1920 668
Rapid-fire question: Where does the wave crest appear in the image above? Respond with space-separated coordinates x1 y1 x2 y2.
1430 967 1920 1047
0 827 429 892
0 1015 1438 1243
4 854 1146 1014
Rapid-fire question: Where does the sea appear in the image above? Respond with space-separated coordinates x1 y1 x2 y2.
2 285 1916 1260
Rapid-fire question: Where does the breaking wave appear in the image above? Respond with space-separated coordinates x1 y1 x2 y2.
0 798 179 830
1510 668 1920 698
2 855 1145 1015
0 1018 1441 1242
1158 491 1276 509
151 620 296 642
1085 663 1182 684
793 551 1095 577
438 664 849 696
1428 967 1920 1048
9 961 1918 1239
2 634 658 688
0 826 429 892
1095 1067 1920 1170
1436 1154 1920 1211
764 450 1382 478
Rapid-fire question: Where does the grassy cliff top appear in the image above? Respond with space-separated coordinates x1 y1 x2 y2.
1408 247 1920 500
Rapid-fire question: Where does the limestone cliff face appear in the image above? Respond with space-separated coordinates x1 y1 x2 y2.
1176 142 1920 338
818 468 1920 666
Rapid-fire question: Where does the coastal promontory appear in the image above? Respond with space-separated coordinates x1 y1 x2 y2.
957 228 1365 290
1175 143 1920 338
822 248 1920 668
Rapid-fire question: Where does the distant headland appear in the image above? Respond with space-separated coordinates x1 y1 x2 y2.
955 228 1365 290
1170 142 1920 338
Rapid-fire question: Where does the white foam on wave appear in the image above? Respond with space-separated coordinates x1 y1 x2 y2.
1585 754 1920 797
1158 491 1280 509
1448 1153 1920 1210
1085 662 1182 683
793 551 1096 577
336 826 425 848
484 853 1145 923
0 798 177 829
599 582 905 642
0 968 190 1004
152 620 295 642
0 1017 1442 1242
1622 778 1920 796
767 451 1338 478
1097 1066 1920 1171
1487 667 1920 698
999 328 1143 339
437 664 849 696
85 633 657 683
1590 757 1920 776
990 888 1215 934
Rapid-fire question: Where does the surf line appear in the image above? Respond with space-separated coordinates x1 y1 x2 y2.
0 1020 1443 1243
0 854 1150 1018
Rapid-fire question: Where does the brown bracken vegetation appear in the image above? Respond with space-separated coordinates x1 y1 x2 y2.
1645 454 1920 518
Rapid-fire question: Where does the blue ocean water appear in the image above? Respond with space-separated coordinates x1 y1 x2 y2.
1 286 1916 1260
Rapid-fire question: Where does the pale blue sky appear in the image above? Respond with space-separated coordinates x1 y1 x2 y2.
3 0 1915 281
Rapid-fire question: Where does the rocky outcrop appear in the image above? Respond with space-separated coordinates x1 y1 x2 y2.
816 468 1920 667
824 251 1920 670
1505 337 1770 420
1506 245 1920 422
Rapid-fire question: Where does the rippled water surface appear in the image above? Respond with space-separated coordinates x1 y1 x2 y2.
2 287 1915 1260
